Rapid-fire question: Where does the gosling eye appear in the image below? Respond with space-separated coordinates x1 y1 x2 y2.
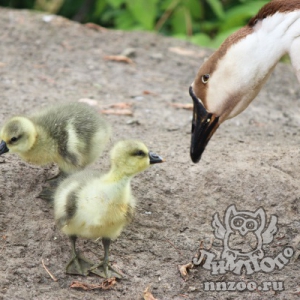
10 137 18 143
202 74 210 84
133 150 146 157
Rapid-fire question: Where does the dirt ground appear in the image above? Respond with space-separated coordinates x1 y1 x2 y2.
0 8 299 300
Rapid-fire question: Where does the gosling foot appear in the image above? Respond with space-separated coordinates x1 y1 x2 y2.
66 253 95 276
89 260 123 279
38 186 55 203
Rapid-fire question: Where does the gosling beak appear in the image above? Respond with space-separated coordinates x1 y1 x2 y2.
149 152 164 164
189 86 220 163
0 140 9 155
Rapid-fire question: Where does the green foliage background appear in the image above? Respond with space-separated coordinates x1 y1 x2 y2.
0 0 269 48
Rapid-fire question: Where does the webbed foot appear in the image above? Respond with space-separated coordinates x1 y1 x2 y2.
89 259 123 279
66 252 95 276
46 171 67 182
38 186 55 202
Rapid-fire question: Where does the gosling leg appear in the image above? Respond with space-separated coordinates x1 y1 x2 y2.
39 171 68 202
66 236 94 276
89 238 123 279
46 170 67 182
38 187 55 203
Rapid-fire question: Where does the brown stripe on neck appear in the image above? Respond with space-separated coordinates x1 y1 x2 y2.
193 0 300 106
249 0 300 26
205 0 300 69
193 25 253 104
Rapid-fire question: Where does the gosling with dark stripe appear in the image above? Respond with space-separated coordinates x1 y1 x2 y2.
54 140 164 278
0 102 111 174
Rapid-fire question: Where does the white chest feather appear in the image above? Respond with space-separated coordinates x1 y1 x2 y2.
60 177 135 240
207 10 300 122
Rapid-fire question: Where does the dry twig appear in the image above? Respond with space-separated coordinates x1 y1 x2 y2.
101 109 133 116
109 102 132 109
104 55 134 64
164 237 183 256
42 259 58 282
170 103 193 110
85 23 107 32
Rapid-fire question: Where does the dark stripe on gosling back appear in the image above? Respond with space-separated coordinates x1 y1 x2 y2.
72 105 110 155
56 189 79 229
65 190 78 220
33 103 107 167
57 127 78 166
125 204 135 223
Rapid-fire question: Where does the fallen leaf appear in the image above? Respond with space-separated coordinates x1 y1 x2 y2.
104 55 134 64
178 262 193 280
143 286 158 300
168 47 206 58
143 90 157 96
109 102 132 109
70 277 116 291
170 103 193 110
85 22 107 32
78 98 99 107
101 109 133 116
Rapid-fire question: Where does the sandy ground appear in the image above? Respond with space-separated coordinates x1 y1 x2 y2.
0 8 299 300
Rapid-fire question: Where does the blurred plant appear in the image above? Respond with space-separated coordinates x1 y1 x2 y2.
0 0 270 48
35 0 64 13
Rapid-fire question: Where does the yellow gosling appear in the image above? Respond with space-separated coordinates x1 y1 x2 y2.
54 140 164 278
0 102 111 175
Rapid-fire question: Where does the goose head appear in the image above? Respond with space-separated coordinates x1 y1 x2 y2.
190 0 300 163
110 140 164 177
0 117 37 155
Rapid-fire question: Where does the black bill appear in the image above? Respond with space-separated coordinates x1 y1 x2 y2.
0 140 9 155
149 152 164 164
189 86 219 163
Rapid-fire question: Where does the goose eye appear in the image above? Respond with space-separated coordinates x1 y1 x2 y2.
134 150 146 157
202 74 210 84
10 137 18 143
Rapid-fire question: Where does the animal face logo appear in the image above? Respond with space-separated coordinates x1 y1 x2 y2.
213 205 277 261
193 205 294 275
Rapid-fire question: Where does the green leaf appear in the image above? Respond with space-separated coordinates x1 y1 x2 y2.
94 0 107 17
206 0 225 20
170 5 186 35
220 1 269 32
209 27 242 48
106 0 125 9
200 20 220 33
114 10 136 30
189 33 211 47
126 0 159 30
160 0 175 10
183 0 203 19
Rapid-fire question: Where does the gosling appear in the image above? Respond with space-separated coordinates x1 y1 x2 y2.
54 140 164 278
0 102 111 175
